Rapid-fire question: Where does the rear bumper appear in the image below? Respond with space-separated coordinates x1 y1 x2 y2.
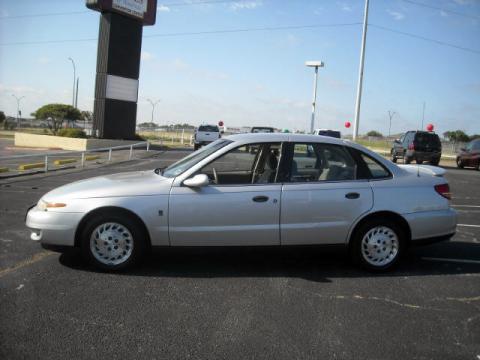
404 208 457 243
407 151 441 161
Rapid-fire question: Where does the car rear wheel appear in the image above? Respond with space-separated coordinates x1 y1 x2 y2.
405 157 412 164
416 159 423 164
350 219 405 271
81 213 146 271
431 159 440 166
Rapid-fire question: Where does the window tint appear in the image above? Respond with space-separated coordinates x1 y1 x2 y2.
198 125 219 132
199 143 281 185
415 132 440 145
360 153 391 179
287 143 356 182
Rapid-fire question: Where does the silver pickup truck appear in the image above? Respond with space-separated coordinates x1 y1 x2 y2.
194 125 220 150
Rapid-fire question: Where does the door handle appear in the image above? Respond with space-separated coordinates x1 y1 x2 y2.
345 192 360 199
252 195 269 203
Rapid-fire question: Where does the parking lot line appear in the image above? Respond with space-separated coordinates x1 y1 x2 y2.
0 251 53 278
458 224 480 228
421 257 480 265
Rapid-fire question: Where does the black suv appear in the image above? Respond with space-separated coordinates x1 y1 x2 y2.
391 131 442 165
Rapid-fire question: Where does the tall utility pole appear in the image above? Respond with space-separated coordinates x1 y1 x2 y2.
12 94 25 125
421 101 426 130
68 57 76 107
388 110 396 138
353 0 369 141
146 99 161 124
305 61 324 133
75 77 79 108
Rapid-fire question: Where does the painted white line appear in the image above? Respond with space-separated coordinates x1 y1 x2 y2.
458 224 480 228
422 257 480 265
452 205 480 208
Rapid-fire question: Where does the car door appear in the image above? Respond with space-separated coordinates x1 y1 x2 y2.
169 143 282 246
280 142 373 245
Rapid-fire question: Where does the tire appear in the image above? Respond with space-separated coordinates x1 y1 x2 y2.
392 157 397 163
194 144 200 150
431 159 440 166
350 219 406 272
391 150 397 163
405 157 412 164
456 157 464 169
416 159 423 164
80 212 147 271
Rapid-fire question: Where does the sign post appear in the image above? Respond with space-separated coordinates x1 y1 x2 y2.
86 0 157 139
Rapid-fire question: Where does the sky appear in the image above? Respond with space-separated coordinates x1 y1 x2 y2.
0 0 479 136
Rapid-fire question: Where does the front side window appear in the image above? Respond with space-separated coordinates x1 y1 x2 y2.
287 143 356 182
199 143 281 185
161 139 232 178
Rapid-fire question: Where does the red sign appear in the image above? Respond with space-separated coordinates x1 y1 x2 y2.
344 121 351 128
218 121 224 127
426 123 434 132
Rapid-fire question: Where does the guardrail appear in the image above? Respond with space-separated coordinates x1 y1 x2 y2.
0 141 150 176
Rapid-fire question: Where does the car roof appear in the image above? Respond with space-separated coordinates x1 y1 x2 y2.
225 132 348 145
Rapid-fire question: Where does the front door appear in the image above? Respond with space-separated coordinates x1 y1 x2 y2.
280 142 373 245
169 143 282 246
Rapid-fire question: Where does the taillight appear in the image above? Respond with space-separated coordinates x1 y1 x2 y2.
408 142 415 150
434 184 451 200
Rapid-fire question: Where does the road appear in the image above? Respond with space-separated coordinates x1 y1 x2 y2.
0 151 479 360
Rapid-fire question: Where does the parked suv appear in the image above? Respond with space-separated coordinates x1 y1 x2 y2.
391 131 441 165
456 139 480 170
251 127 275 133
194 125 220 150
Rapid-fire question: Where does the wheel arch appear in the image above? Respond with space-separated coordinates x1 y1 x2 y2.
348 210 412 246
74 206 152 248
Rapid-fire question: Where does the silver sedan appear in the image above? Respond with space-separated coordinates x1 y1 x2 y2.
26 133 457 271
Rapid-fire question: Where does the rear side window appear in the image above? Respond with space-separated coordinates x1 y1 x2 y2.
360 154 391 179
198 125 219 132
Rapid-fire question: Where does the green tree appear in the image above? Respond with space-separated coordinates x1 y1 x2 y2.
366 130 383 137
0 111 5 124
32 104 81 135
443 130 469 143
80 110 93 122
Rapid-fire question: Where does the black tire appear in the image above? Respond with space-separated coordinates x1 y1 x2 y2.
194 144 200 150
392 157 397 163
405 157 412 164
416 159 423 164
350 219 406 272
80 212 147 271
431 159 440 166
456 157 464 169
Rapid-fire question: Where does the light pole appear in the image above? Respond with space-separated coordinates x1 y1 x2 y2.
146 98 161 125
12 94 25 125
388 110 396 138
305 61 324 133
353 0 370 141
68 57 76 107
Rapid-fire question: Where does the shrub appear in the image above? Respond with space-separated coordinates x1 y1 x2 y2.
57 128 87 138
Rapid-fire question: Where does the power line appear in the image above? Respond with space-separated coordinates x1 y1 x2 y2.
0 0 247 20
0 22 362 46
400 0 480 20
369 23 480 55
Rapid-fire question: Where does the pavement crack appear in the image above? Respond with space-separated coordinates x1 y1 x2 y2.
0 251 54 278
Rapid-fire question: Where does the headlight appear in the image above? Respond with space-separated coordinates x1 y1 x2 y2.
37 199 67 211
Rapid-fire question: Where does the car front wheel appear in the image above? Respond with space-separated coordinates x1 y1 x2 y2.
456 157 464 169
350 219 405 271
81 213 146 271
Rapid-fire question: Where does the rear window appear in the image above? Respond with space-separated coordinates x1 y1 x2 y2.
198 125 219 132
251 127 274 133
414 132 440 145
318 130 341 138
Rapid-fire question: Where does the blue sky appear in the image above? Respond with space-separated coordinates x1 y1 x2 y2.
0 0 479 135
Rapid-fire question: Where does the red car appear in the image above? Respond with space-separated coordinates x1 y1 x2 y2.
456 139 480 170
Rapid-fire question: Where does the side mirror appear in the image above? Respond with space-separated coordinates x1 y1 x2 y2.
460 147 466 152
183 174 210 188
394 139 401 144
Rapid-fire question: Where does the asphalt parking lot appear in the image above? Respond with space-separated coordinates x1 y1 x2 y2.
0 150 479 360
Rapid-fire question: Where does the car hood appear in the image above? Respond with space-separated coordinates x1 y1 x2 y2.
42 170 173 201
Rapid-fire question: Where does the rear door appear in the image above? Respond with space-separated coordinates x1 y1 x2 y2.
414 132 441 153
280 142 373 245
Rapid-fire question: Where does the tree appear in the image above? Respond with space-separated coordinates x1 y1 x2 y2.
80 110 93 122
366 130 383 137
138 122 159 129
443 130 469 143
0 111 5 124
32 104 81 135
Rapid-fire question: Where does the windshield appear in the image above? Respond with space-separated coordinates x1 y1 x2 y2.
159 139 232 178
198 125 219 132
251 127 274 133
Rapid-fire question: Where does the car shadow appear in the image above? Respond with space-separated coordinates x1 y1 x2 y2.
59 241 480 282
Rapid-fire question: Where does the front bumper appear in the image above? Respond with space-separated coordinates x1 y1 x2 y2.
25 206 84 246
404 208 457 242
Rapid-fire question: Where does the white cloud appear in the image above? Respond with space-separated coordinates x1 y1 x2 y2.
387 9 405 20
141 51 154 62
230 1 262 11
37 57 50 65
337 2 352 12
157 5 170 12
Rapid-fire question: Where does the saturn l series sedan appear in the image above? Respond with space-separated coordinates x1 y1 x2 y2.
26 133 457 271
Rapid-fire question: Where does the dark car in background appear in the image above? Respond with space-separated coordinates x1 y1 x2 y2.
391 131 442 165
251 127 275 133
313 129 342 138
456 139 480 170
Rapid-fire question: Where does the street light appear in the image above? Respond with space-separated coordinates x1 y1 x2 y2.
146 98 161 125
12 94 25 125
68 57 76 107
305 61 324 133
388 110 396 138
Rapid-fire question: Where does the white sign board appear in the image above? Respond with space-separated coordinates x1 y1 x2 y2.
112 0 148 19
105 75 139 102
